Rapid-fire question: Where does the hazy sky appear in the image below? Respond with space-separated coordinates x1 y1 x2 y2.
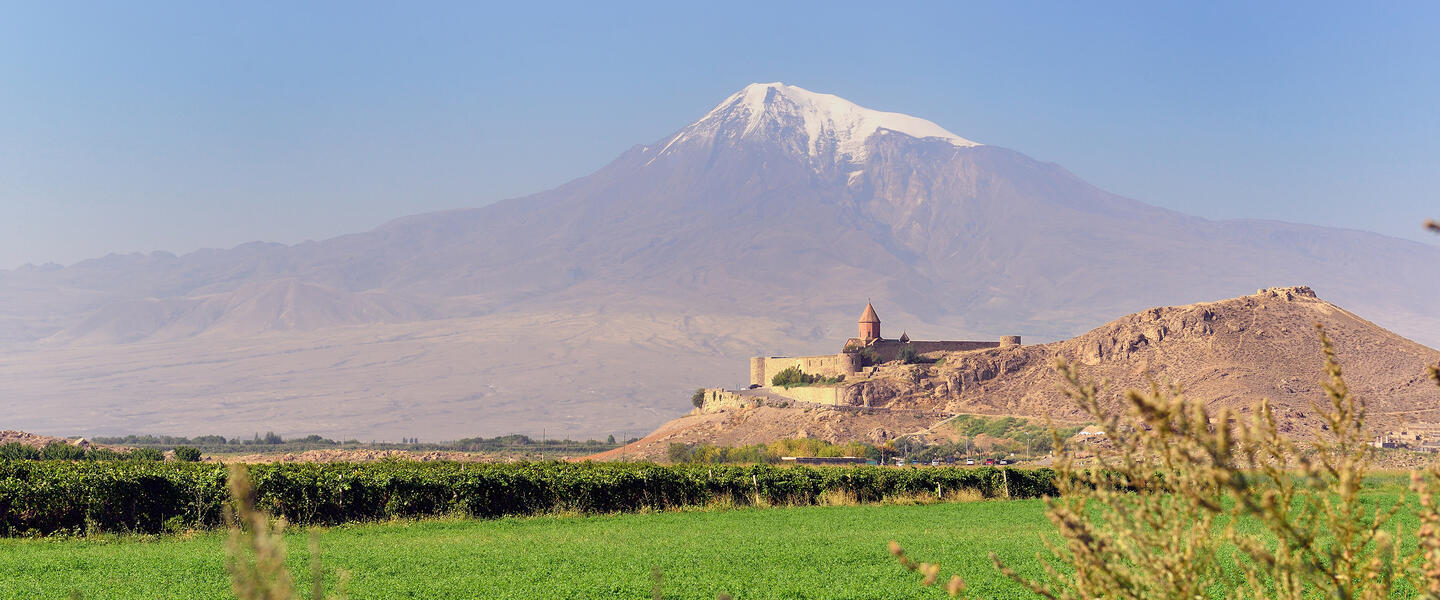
2 1 1437 268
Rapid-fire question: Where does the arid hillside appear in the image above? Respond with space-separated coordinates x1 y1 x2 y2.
0 310 790 441
602 287 1440 460
880 286 1437 431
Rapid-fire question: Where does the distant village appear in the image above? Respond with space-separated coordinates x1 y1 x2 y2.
1371 427 1440 453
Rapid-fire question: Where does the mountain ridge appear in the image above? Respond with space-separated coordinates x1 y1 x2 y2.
2 82 1437 440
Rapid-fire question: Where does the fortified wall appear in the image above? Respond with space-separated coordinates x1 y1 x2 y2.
747 303 1022 388
749 354 862 389
860 337 1022 364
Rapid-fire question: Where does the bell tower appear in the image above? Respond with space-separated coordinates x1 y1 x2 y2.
858 301 881 343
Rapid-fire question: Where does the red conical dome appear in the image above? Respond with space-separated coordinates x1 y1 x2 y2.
858 302 881 342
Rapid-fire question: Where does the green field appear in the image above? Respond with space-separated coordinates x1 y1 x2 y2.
0 500 1054 599
0 475 1424 599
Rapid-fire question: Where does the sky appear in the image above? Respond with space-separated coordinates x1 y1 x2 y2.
1 1 1437 268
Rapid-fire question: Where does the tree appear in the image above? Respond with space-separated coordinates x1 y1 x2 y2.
86 448 123 461
173 446 202 462
666 442 693 464
606 434 616 445
897 345 919 364
127 448 164 461
857 347 880 367
691 388 707 409
41 441 85 460
771 366 816 388
0 442 40 460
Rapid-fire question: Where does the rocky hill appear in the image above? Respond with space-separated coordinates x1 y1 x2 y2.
604 288 1440 460
0 430 104 450
868 286 1438 431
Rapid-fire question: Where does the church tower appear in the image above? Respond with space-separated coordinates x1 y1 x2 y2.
858 302 881 343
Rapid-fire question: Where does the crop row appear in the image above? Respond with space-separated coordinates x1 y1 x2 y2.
0 460 1057 536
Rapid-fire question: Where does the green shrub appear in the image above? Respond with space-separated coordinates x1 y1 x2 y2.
40 442 85 461
857 348 879 367
0 443 40 460
127 448 164 462
86 448 124 461
667 443 693 463
691 388 707 408
672 438 878 464
0 460 1057 536
771 366 809 387
770 367 844 388
999 327 1414 598
948 414 1073 457
898 345 919 364
173 446 202 462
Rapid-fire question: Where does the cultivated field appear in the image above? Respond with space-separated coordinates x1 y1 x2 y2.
0 476 1424 599
1 500 1056 599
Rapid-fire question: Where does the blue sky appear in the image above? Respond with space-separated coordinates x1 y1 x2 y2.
1 1 1436 268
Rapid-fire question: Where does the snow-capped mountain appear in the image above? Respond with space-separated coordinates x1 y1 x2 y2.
3 82 1438 440
7 80 1439 345
648 82 980 167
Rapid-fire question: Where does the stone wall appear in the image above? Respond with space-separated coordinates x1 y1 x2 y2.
697 386 851 412
697 387 840 412
697 388 762 413
868 340 1003 362
767 385 843 405
748 353 861 387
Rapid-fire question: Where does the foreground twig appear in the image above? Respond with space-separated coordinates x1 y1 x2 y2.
900 327 1440 599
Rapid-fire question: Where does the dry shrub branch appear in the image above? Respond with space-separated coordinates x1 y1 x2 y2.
225 464 345 600
897 326 1440 599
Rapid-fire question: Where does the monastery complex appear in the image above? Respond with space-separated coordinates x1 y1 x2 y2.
748 302 1022 387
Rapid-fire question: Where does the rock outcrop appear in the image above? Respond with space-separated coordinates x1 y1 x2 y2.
603 288 1440 458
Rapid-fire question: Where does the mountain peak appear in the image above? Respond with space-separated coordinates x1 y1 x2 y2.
649 82 980 166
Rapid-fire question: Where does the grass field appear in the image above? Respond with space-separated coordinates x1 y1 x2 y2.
0 500 1055 599
0 476 1424 599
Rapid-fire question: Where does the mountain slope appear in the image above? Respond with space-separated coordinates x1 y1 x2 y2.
0 82 1436 440
44 279 431 345
4 82 1437 346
